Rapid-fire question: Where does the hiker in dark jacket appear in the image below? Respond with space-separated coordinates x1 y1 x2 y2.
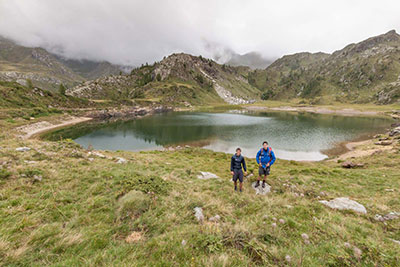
231 147 247 192
256 141 276 188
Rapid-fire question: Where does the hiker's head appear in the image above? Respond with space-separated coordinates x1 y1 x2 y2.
236 147 241 155
262 141 268 149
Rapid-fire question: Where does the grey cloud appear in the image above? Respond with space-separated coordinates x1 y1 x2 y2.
0 0 399 66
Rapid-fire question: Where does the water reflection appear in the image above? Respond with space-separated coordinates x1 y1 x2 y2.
67 111 391 161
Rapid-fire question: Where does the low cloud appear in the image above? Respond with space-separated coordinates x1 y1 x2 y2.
0 0 399 66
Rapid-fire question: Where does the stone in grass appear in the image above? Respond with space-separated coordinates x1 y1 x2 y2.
301 233 310 244
33 175 42 182
194 207 204 222
374 212 400 222
116 157 127 164
353 247 362 259
319 197 367 214
285 255 291 263
197 171 219 180
88 151 106 158
391 239 400 246
251 182 271 195
209 214 221 222
16 147 31 152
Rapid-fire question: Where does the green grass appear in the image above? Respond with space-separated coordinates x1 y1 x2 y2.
0 122 399 266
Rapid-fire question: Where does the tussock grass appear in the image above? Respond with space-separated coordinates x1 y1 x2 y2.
0 125 399 266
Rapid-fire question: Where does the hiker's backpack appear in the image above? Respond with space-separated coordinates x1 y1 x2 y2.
260 147 272 158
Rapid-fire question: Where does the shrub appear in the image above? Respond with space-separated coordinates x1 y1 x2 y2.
59 84 66 95
0 168 11 179
261 90 274 100
120 174 171 195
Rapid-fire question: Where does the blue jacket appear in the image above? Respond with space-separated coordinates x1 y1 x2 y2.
256 147 276 168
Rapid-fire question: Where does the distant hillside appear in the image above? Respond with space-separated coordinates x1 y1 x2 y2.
67 53 260 105
0 80 90 119
55 56 127 80
225 51 274 69
249 30 400 104
0 36 127 91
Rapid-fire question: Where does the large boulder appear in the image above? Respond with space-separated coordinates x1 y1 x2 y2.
319 197 367 214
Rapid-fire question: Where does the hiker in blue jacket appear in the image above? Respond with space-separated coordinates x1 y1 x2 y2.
230 147 247 192
256 141 276 188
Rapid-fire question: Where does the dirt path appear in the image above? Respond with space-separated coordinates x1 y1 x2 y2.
16 116 93 139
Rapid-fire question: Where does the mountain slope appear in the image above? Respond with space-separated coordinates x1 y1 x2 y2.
0 36 127 91
225 51 274 69
250 30 400 104
67 53 260 105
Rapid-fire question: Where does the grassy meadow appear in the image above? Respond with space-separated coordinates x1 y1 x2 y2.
0 114 399 266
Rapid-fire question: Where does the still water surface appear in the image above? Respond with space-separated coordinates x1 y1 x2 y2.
68 111 391 161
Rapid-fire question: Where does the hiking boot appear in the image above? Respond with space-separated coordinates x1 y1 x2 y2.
255 181 260 187
239 188 242 193
234 185 237 191
262 181 266 188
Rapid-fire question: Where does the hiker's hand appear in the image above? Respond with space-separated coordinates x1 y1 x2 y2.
266 163 270 167
244 172 247 176
231 171 234 175
259 163 262 167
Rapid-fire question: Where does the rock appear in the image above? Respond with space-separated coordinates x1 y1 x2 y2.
353 247 362 259
391 239 400 245
88 151 106 158
194 207 204 222
385 188 395 192
116 157 127 164
285 255 291 263
378 137 390 141
374 141 392 146
375 212 400 221
197 171 219 179
88 158 94 162
342 161 365 168
33 175 42 182
251 182 271 195
209 214 221 222
246 173 254 178
24 160 37 164
301 233 309 240
319 197 367 214
389 126 400 137
16 147 31 152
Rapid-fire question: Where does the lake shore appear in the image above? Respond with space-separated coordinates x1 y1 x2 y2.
245 105 382 116
11 104 398 162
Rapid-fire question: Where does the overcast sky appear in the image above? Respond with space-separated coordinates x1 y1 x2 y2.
0 0 399 66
